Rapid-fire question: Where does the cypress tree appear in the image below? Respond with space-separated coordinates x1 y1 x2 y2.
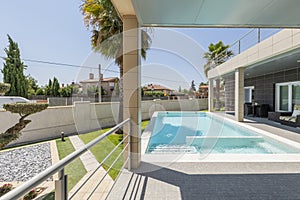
46 79 53 96
1 35 28 98
52 77 60 97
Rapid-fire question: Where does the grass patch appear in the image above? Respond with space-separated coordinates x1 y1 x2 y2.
79 128 123 180
56 138 86 191
141 120 150 132
79 120 150 180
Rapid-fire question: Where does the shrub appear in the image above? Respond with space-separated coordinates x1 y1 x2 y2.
35 88 45 95
0 183 13 197
0 103 48 149
23 188 38 200
3 103 48 119
0 83 10 95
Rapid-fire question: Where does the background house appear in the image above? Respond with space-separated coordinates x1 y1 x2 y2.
79 73 118 96
197 85 208 98
143 84 174 96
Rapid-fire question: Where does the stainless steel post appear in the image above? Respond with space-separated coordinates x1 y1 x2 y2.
55 168 68 200
128 119 131 171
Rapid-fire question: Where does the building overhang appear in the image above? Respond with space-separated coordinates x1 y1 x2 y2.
112 0 300 28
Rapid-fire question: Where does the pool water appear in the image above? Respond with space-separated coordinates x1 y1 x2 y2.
146 112 300 154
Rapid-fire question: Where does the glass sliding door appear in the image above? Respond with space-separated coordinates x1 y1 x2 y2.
279 85 288 111
276 81 300 112
292 85 300 106
244 86 254 103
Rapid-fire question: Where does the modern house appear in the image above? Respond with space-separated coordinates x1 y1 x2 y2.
208 29 300 121
79 73 119 96
5 1 300 200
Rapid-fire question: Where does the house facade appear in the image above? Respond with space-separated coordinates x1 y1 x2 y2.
79 73 119 96
198 85 208 98
143 84 174 96
208 29 300 121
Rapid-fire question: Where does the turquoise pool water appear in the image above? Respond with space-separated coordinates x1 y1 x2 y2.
146 112 300 154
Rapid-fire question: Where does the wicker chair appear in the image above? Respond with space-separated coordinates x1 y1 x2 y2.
268 105 300 127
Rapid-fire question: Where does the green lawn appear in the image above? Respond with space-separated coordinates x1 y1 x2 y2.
0 121 150 199
56 138 87 191
79 128 123 180
141 120 150 132
79 120 150 180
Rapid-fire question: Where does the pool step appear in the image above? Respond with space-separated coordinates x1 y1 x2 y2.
148 145 198 153
186 136 264 147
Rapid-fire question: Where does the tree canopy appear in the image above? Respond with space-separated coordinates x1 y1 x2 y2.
203 41 234 77
45 77 60 97
27 75 39 98
1 103 48 149
81 0 152 127
203 41 233 111
81 0 152 66
3 103 48 119
1 35 28 97
190 80 196 91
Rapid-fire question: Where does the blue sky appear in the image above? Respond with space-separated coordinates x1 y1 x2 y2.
0 0 280 90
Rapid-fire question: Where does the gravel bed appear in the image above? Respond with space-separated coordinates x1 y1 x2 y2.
0 143 52 182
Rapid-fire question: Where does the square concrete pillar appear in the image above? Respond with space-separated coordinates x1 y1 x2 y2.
208 79 214 112
235 67 244 121
123 15 141 169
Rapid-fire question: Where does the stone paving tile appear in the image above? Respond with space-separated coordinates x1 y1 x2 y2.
68 135 114 200
69 135 100 172
108 162 300 200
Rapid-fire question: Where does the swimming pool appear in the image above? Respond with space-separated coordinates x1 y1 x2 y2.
145 112 300 154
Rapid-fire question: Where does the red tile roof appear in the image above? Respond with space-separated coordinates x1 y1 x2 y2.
145 84 173 91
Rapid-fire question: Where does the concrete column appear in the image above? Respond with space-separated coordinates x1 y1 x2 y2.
208 79 214 112
235 67 244 121
123 15 141 169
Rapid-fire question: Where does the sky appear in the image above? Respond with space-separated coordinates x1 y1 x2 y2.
0 0 280 91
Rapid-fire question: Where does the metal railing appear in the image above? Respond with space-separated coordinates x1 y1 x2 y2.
229 28 282 56
210 28 282 65
205 28 282 75
0 118 131 200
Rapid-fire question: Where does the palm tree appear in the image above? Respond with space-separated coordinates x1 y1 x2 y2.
203 41 233 111
81 0 152 127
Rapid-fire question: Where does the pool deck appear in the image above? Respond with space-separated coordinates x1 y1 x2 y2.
107 113 300 199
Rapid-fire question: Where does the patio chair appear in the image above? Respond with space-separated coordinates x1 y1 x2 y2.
244 103 253 116
278 105 300 127
256 104 269 117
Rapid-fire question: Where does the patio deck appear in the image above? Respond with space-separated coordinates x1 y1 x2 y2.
107 114 300 200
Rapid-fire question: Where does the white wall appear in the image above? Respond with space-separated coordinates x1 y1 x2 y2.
0 99 207 146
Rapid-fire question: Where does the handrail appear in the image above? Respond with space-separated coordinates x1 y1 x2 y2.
230 28 256 47
86 142 129 199
0 118 130 200
68 134 130 199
